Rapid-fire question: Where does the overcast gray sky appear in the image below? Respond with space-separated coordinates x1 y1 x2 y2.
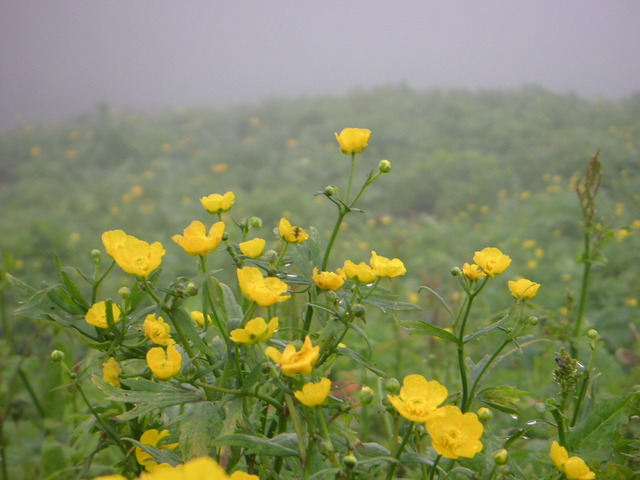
1 1 639 131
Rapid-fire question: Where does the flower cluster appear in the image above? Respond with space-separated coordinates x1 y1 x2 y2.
102 230 165 277
550 441 596 479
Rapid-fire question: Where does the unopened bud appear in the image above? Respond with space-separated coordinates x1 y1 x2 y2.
324 185 336 196
185 282 198 296
351 303 366 318
451 266 462 277
378 159 392 173
91 249 101 261
51 350 65 363
527 316 538 326
222 232 229 241
249 216 262 228
586 329 599 340
342 455 358 469
359 385 374 405
493 449 508 465
118 286 131 299
266 250 278 264
477 407 493 422
384 378 401 394
325 290 337 303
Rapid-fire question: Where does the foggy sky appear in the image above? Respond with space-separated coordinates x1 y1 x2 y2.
1 0 639 132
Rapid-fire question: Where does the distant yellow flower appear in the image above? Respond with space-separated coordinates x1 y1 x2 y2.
312 267 346 291
295 378 332 407
29 146 42 157
200 191 235 214
335 128 371 155
102 230 165 277
279 218 309 244
85 300 121 329
549 441 595 479
522 239 537 249
143 314 175 345
508 278 541 301
343 260 377 284
426 405 484 459
615 228 632 242
237 266 290 307
171 220 225 256
473 247 512 277
387 374 448 423
370 251 406 278
92 475 127 480
265 335 320 376
146 345 182 380
102 357 122 387
211 162 229 174
230 317 278 345
191 310 209 327
625 298 638 307
462 263 486 281
239 238 266 258
135 429 179 472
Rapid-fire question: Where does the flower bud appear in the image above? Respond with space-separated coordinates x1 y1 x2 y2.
324 185 336 196
527 315 538 326
359 385 374 405
535 402 547 414
91 249 101 261
378 159 392 173
325 290 337 303
351 303 366 318
477 407 493 422
249 216 263 228
451 266 462 277
384 378 401 394
266 250 278 264
586 329 599 340
69 372 77 380
222 232 229 242
50 350 65 363
185 282 198 297
493 449 509 465
118 286 131 299
342 455 358 469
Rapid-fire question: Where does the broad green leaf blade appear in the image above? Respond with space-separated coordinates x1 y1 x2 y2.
211 434 298 457
396 319 460 344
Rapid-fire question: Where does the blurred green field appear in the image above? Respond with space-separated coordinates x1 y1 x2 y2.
1 85 639 478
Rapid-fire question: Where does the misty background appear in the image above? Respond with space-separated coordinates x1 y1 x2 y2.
1 0 639 133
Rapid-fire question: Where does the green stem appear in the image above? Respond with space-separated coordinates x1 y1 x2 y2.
386 422 414 480
428 454 442 480
317 408 340 468
345 153 356 204
572 232 592 356
465 338 510 412
284 394 307 466
17 369 45 418
321 210 347 271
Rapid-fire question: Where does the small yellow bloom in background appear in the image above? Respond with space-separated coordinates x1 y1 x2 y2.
615 228 632 242
102 357 122 387
143 314 175 345
92 475 127 480
146 345 182 380
190 310 209 327
462 263 486 281
66 149 77 159
632 219 640 229
426 405 484 459
265 335 320 376
230 317 278 345
135 429 179 472
210 162 229 174
549 441 595 479
625 298 638 307
527 260 538 269
508 278 541 301
387 374 448 423
102 230 165 277
85 300 121 329
237 266 290 307
334 128 372 155
615 202 625 216
343 260 377 284
29 146 42 157
370 251 406 278
312 267 346 291
171 220 225 256
200 191 235 214
534 247 545 258
239 238 266 258
522 239 537 249
294 377 332 407
279 217 309 244
473 247 512 277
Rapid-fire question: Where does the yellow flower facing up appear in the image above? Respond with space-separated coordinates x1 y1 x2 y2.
102 230 165 277
508 278 541 301
335 128 372 155
239 238 266 258
265 335 320 376
230 317 278 345
294 377 332 407
85 300 121 329
549 441 595 479
426 405 484 459
473 247 512 277
343 260 377 284
200 191 235 214
462 263 487 281
370 251 406 278
279 217 309 244
135 429 179 472
387 374 448 423
171 221 225 256
102 357 122 388
146 345 182 380
312 267 346 291
237 266 290 307
143 314 175 346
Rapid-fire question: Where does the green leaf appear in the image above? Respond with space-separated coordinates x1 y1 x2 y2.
396 319 459 344
56 260 90 310
418 285 454 317
124 438 182 467
171 307 217 359
463 313 510 343
211 434 298 457
336 346 388 377
178 402 224 458
478 386 528 414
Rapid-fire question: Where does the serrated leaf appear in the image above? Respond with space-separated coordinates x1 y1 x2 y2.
211 434 298 457
569 394 634 452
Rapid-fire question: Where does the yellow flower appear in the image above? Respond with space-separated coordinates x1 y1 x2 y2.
92 476 127 480
473 247 512 277
265 335 320 376
387 374 448 423
508 278 541 301
239 238 266 258
200 191 235 214
312 267 346 291
102 357 122 387
102 230 165 277
294 378 332 407
426 405 484 459
135 429 179 472
279 217 309 244
230 317 279 345
237 266 290 307
230 471 260 480
190 310 209 327
370 251 406 278
343 260 377 284
171 220 225 256
85 300 121 329
143 314 175 345
334 128 372 155
549 441 595 479
146 345 182 380
462 263 486 281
